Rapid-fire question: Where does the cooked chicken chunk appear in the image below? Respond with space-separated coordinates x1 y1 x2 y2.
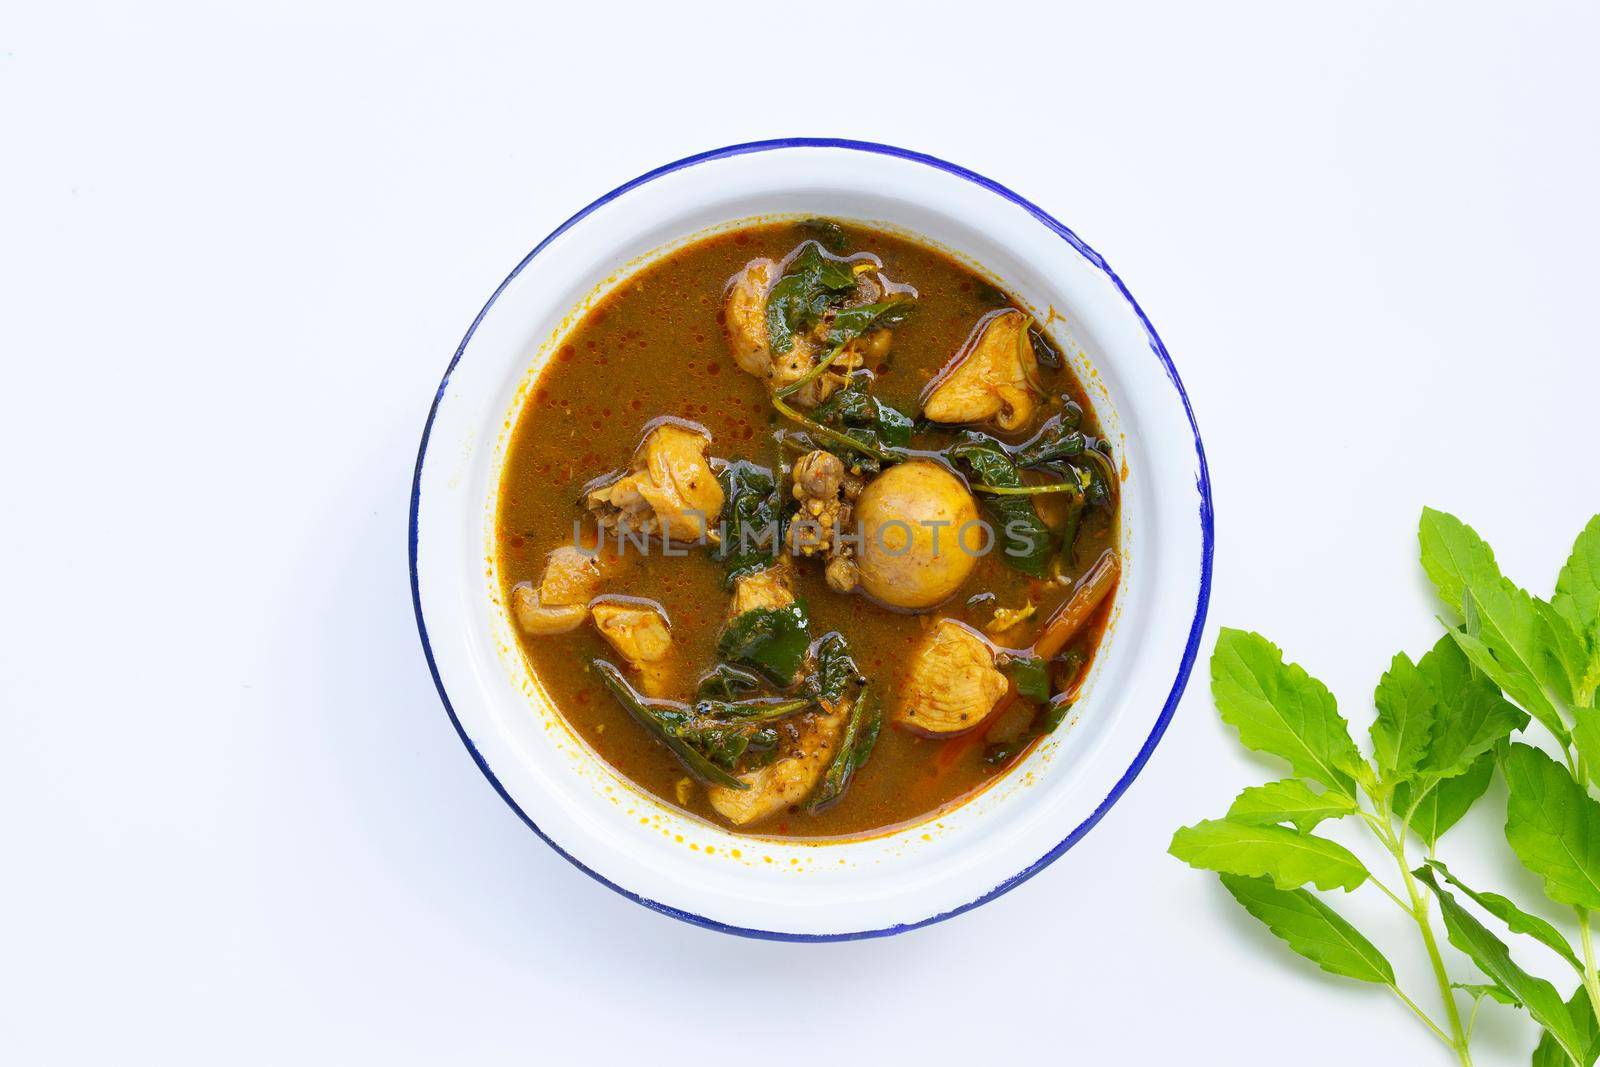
824 554 859 594
728 563 795 618
541 545 608 605
895 619 1009 736
787 450 848 553
586 421 724 543
707 697 851 826
591 598 672 695
510 545 615 635
785 450 865 593
723 257 782 379
922 309 1041 431
794 447 846 499
510 582 587 635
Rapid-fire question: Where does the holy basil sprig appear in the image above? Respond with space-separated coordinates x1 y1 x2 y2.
808 371 914 453
1173 509 1600 1066
591 660 750 790
765 242 859 355
592 662 811 787
1170 629 1511 1064
1418 509 1600 1055
945 433 1054 578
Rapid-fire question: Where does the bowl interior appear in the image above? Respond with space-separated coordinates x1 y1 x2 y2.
412 142 1210 938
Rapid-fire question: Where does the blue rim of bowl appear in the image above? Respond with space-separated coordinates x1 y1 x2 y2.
409 137 1215 941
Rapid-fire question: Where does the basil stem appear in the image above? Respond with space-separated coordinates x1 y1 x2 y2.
591 659 749 790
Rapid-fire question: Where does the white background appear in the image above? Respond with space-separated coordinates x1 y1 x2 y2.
4 2 1597 1063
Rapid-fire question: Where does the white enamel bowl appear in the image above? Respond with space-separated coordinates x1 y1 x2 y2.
410 139 1213 940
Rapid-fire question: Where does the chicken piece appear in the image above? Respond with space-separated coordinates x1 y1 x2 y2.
824 554 859 594
586 421 724 543
707 697 851 826
728 563 795 618
921 309 1041 432
848 327 893 365
786 450 848 554
895 619 1010 736
723 258 781 379
784 450 866 593
509 545 616 635
591 598 673 695
510 582 587 635
540 545 609 606
795 447 846 499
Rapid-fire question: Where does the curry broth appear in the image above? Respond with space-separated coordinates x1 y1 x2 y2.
496 221 1117 839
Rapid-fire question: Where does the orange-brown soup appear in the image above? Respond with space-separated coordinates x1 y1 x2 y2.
497 220 1118 839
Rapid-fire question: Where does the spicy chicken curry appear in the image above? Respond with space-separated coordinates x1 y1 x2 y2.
496 219 1120 839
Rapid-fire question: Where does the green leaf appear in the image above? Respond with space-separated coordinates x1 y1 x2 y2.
824 297 915 345
809 372 915 451
795 218 850 255
1226 779 1357 834
689 695 811 724
1425 860 1582 973
806 631 861 705
717 602 812 686
1028 323 1063 370
1218 874 1393 984
676 719 782 771
1413 865 1590 1065
1555 515 1600 651
1454 581 1566 740
1168 819 1369 892
591 660 748 790
1013 412 1087 467
714 460 782 587
1371 651 1437 780
1503 743 1600 911
765 242 858 354
1574 707 1600 791
1532 987 1600 1067
695 662 762 702
1210 629 1364 795
945 432 1054 578
1002 654 1050 703
1538 594 1595 709
1419 507 1501 615
1555 518 1600 668
1415 634 1528 777
1395 751 1495 850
